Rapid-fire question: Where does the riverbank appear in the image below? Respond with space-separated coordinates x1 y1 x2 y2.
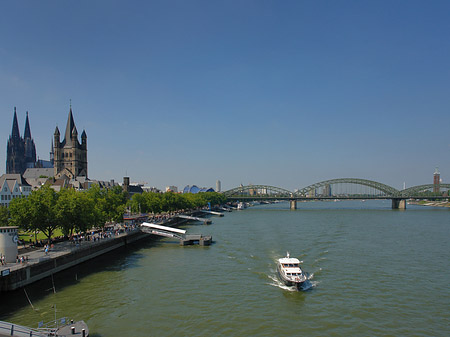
0 210 204 292
0 228 149 292
408 200 450 208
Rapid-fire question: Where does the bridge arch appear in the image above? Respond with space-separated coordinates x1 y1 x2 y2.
223 185 293 198
401 184 450 196
295 178 400 197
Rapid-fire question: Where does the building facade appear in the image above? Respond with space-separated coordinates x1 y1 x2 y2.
53 107 88 179
0 174 32 208
6 108 37 175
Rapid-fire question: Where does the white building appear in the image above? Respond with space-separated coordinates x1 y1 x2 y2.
0 174 32 207
216 180 221 193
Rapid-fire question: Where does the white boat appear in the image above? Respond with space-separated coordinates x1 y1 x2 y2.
276 252 308 290
237 202 245 210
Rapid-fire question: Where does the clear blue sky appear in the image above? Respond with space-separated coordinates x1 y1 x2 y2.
1 0 449 191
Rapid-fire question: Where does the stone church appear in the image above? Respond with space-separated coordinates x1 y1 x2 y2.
53 107 88 179
6 105 88 180
6 108 37 175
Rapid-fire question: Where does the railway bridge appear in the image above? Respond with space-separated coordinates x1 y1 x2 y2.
223 178 450 210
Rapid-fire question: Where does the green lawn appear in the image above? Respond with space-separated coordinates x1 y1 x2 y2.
19 228 64 243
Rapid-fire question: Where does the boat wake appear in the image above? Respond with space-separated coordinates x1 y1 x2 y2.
267 273 317 292
268 274 297 292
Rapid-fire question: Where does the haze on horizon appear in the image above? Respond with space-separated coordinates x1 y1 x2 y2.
1 0 449 192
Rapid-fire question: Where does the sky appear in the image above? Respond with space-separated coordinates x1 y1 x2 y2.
1 0 449 192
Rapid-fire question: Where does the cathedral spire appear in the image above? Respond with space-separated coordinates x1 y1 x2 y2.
64 105 76 146
24 111 32 139
11 107 21 139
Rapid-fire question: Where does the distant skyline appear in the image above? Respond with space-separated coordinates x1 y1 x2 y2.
1 0 449 191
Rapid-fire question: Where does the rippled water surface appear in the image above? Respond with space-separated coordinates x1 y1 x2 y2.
2 201 449 336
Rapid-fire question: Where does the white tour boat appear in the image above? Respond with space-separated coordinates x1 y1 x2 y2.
276 252 308 290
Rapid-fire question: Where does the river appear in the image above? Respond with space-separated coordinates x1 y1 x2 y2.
1 200 449 336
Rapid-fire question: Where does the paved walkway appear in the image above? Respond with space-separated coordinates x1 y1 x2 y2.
0 228 140 274
0 208 211 274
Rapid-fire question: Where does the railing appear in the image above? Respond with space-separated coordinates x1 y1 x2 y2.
0 320 50 337
38 317 69 330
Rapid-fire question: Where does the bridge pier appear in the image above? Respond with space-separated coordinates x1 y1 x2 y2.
392 198 406 210
289 199 297 210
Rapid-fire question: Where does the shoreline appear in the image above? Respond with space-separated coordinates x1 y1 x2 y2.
0 211 200 292
408 201 450 208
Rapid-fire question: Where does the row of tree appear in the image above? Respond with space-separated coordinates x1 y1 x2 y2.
1 185 227 243
128 191 227 214
4 185 127 243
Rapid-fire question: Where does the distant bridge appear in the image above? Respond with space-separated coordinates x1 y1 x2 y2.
223 178 450 209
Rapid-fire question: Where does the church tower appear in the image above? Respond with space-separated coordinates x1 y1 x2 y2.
23 112 37 169
6 108 36 174
53 106 88 179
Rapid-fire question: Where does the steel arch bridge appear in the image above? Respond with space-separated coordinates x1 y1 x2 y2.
294 178 400 197
400 184 450 197
222 178 449 209
223 179 401 199
223 185 293 198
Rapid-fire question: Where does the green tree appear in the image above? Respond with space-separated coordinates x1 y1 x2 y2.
56 188 96 236
144 192 162 214
25 185 58 242
85 184 108 228
160 192 188 212
0 205 10 226
129 193 147 213
87 185 127 225
104 186 127 223
9 194 35 240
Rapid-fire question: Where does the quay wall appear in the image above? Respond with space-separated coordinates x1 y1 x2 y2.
0 210 210 292
0 230 149 292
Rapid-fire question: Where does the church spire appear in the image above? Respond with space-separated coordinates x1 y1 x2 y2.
24 111 32 139
64 105 76 146
11 107 21 139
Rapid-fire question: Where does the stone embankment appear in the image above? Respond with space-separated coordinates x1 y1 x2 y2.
0 228 148 292
0 209 213 292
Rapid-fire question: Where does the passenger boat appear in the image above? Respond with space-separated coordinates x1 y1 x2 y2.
276 252 308 290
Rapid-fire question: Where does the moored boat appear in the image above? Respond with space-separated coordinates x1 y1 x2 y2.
276 252 308 290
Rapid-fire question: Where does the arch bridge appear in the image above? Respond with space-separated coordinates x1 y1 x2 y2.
223 179 450 210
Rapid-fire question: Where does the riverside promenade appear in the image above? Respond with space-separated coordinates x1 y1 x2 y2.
0 208 215 292
0 226 150 292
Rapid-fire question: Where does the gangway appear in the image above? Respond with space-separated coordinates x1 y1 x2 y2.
176 214 212 224
140 222 212 246
140 223 186 240
200 210 224 217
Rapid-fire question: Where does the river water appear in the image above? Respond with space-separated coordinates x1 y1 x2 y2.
1 200 449 336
